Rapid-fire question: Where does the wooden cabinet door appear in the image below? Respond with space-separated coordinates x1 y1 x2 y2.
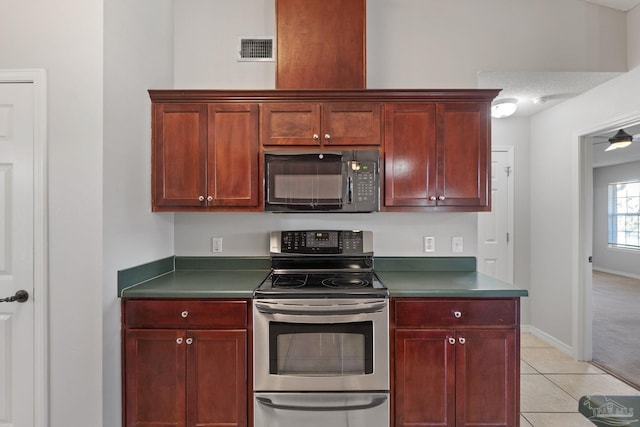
276 0 366 89
395 329 455 427
186 330 247 427
261 103 321 146
322 103 381 146
261 102 381 147
455 329 517 427
436 103 490 209
207 104 260 207
384 103 437 207
153 103 207 208
124 329 187 427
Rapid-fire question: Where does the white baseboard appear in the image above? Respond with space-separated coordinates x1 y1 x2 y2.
520 324 574 357
593 267 640 281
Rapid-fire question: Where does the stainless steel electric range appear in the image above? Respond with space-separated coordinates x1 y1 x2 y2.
253 230 390 427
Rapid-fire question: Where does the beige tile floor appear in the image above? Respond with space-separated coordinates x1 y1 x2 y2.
520 333 640 426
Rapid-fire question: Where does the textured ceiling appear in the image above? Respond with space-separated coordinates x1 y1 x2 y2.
581 0 640 11
477 71 623 117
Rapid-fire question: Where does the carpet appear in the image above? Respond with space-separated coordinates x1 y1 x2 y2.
592 270 640 390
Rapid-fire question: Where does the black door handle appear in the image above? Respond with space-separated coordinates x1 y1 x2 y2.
0 290 29 303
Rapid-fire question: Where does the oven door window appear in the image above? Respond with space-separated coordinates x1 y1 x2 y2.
269 322 373 376
265 153 344 208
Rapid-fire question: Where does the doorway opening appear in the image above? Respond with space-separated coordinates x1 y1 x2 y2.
577 116 640 390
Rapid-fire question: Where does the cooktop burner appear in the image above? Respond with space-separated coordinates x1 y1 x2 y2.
255 271 387 298
271 273 373 289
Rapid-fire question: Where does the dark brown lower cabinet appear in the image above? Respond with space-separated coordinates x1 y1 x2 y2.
122 300 248 427
393 298 520 427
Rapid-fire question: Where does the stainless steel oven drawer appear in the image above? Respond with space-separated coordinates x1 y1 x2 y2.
254 393 389 427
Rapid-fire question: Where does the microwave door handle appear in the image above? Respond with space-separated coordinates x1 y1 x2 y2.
256 396 387 412
347 176 353 204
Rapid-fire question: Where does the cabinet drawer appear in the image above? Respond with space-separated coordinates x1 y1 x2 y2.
124 299 248 328
394 298 517 327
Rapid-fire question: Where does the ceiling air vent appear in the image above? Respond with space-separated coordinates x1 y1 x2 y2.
238 37 275 62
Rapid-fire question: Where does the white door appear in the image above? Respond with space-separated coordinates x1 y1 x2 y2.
477 148 514 283
0 82 35 427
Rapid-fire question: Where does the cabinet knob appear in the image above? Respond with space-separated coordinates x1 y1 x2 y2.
176 338 183 344
181 310 189 318
438 195 446 201
448 337 456 345
207 196 213 202
453 311 462 318
198 196 205 202
324 134 331 140
458 337 466 345
313 134 319 140
186 337 193 345
429 196 437 201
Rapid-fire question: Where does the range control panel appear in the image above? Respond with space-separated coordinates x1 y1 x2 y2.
270 230 373 255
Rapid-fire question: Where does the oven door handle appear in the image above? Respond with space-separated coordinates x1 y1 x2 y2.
254 301 387 316
255 396 387 412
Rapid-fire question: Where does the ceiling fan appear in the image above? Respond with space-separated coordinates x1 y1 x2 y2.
593 129 640 152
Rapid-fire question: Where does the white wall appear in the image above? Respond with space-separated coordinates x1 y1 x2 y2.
173 0 276 88
175 212 478 257
530 65 640 348
103 1 175 426
629 5 640 69
173 0 628 89
592 161 640 278
0 0 103 426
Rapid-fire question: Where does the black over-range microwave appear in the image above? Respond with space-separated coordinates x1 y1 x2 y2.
264 150 379 213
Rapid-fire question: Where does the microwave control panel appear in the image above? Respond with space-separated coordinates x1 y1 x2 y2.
350 160 377 205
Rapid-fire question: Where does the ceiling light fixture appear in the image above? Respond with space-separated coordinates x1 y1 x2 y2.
491 98 518 118
604 129 633 151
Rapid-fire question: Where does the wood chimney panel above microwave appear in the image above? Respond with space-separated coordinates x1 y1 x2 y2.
276 0 366 89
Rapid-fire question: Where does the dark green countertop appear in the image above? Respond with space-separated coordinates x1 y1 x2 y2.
375 257 527 298
118 256 270 298
378 271 528 297
118 256 528 299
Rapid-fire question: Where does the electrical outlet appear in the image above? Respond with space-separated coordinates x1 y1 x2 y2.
212 237 223 253
452 236 464 253
424 236 435 253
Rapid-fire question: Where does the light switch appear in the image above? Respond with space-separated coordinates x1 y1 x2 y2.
212 237 223 253
452 236 463 253
424 236 435 253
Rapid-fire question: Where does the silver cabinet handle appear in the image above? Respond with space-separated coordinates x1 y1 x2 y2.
312 134 319 140
198 196 205 202
448 337 456 345
206 196 213 202
181 310 189 318
453 311 462 318
186 338 193 345
459 337 466 344
429 196 437 201
438 195 446 201
324 134 331 140
176 338 183 344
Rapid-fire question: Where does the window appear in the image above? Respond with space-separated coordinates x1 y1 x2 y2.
608 180 640 250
